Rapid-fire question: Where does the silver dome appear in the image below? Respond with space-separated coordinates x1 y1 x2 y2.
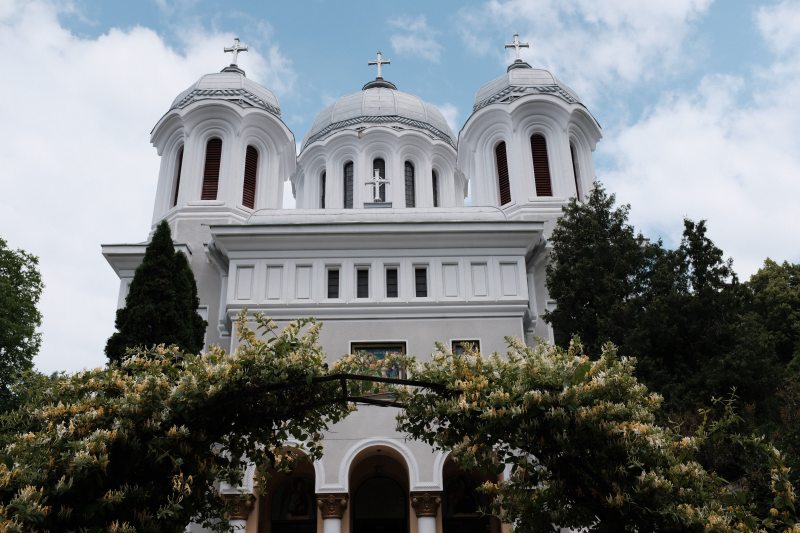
169 69 281 117
472 63 582 112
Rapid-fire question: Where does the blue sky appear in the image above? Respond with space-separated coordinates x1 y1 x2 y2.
1 0 799 373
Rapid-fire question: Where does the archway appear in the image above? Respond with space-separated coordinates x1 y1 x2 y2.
442 458 501 533
257 452 317 533
349 447 409 533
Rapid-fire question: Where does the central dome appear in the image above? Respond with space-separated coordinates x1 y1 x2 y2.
301 83 455 150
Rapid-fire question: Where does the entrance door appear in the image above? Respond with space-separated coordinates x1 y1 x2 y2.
352 476 408 533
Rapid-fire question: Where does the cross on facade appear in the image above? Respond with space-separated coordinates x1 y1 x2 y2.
224 38 248 66
505 33 530 62
368 51 391 79
365 168 389 202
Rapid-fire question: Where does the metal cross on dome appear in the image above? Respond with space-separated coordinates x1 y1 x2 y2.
505 33 530 61
368 51 391 79
366 168 389 202
224 38 248 66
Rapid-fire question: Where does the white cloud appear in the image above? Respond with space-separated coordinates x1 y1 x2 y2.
0 0 294 373
602 7 800 277
389 15 443 63
457 0 712 104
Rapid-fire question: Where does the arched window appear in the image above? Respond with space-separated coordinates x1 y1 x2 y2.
171 145 184 207
432 170 441 207
530 134 553 197
320 170 326 208
570 142 581 200
404 161 415 207
373 157 386 202
495 141 511 205
201 137 222 200
242 145 258 209
343 161 354 209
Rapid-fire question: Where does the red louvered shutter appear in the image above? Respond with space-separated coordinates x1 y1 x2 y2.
242 145 258 208
201 138 222 200
495 142 511 205
531 134 553 197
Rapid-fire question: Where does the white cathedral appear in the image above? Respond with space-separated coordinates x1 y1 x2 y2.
102 35 601 533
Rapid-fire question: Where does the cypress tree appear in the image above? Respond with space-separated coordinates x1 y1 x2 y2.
105 220 206 364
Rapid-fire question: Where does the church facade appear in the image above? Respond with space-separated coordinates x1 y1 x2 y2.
102 35 601 533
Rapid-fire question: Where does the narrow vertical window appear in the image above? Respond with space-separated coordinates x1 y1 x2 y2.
242 145 258 209
385 267 398 298
570 142 581 200
404 161 415 207
201 137 222 200
320 170 326 208
356 267 369 298
172 146 184 207
432 170 440 208
531 134 553 196
414 267 428 297
495 142 511 205
327 267 339 299
373 158 386 202
343 161 354 209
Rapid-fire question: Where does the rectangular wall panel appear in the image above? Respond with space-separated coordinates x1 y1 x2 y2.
442 263 459 297
295 265 312 299
265 266 283 300
500 262 519 296
235 266 254 301
470 262 488 297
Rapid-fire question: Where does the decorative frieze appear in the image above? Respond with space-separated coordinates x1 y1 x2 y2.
222 493 256 520
317 493 349 519
410 491 442 517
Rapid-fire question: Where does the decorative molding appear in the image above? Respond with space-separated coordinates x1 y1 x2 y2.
316 493 348 519
173 88 282 118
222 493 255 520
473 84 578 112
303 115 456 150
411 491 442 517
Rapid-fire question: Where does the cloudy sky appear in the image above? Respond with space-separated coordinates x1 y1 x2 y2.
1 0 798 373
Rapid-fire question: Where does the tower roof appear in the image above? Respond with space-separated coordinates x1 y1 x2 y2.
169 69 282 118
472 64 582 112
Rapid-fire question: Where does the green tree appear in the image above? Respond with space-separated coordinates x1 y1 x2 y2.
105 220 206 364
543 184 649 356
397 340 799 532
0 314 347 532
0 238 43 411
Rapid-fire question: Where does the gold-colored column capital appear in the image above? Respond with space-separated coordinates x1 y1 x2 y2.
410 491 442 517
222 493 256 521
316 493 349 519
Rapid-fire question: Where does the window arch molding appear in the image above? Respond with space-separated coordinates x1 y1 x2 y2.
161 130 185 212
431 154 455 208
518 118 560 199
190 122 234 202
398 146 427 208
328 145 358 209
568 125 593 201
238 135 271 210
475 122 512 207
361 140 395 206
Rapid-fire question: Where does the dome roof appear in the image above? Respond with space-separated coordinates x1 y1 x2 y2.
169 67 282 118
472 62 582 112
302 82 455 150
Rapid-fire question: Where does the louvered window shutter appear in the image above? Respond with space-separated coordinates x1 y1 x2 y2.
242 145 258 209
405 162 415 207
495 142 511 205
374 158 386 202
531 134 553 197
201 138 222 200
172 146 184 207
432 170 439 207
343 162 354 208
320 171 326 208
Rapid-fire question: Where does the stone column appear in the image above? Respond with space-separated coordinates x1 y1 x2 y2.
411 491 441 533
317 493 348 533
222 493 255 531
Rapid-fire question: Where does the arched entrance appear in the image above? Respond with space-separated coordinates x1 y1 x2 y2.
442 459 501 533
257 452 317 533
349 447 409 533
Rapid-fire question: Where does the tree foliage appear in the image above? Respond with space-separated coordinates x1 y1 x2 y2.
105 221 206 364
398 340 800 532
0 237 44 412
0 314 346 532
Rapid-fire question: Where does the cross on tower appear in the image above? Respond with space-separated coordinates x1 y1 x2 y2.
368 51 391 79
224 38 248 66
365 168 389 202
505 33 530 62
